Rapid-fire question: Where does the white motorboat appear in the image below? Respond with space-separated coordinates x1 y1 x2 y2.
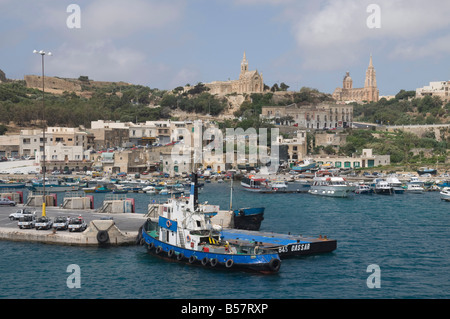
440 187 450 202
372 179 393 195
143 186 156 194
308 176 354 198
406 183 424 193
270 180 288 192
354 184 373 194
386 176 405 194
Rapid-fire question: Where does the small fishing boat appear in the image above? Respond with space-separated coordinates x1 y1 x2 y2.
270 180 288 192
417 167 437 176
241 176 271 192
440 187 450 201
143 186 156 194
291 159 317 172
140 174 281 274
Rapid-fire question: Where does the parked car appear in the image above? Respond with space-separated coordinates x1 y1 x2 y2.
13 171 24 175
68 217 87 232
9 209 36 220
0 198 16 206
53 216 69 230
35 216 53 230
18 215 36 229
28 170 39 175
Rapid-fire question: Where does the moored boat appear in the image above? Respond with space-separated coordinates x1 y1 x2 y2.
240 176 270 192
372 179 393 195
417 167 437 176
406 183 424 193
354 184 373 195
291 159 317 172
308 175 354 198
440 187 450 201
140 174 281 274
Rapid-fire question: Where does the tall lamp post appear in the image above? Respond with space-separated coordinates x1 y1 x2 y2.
33 50 52 217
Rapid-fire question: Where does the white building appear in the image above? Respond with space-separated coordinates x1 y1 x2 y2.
416 81 450 101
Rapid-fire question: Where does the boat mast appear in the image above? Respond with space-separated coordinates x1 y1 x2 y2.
229 174 233 211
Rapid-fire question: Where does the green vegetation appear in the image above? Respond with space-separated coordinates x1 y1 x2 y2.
339 128 449 164
354 90 450 125
0 81 176 127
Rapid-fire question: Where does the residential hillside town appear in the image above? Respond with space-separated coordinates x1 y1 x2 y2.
0 52 449 177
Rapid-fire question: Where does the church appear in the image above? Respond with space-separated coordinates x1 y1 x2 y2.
205 52 264 95
332 55 379 103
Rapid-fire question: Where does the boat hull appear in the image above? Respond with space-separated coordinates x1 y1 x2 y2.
309 186 353 198
373 188 393 195
233 207 264 231
0 183 26 189
141 228 281 274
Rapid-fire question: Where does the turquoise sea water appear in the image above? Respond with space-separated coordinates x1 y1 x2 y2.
1 182 449 299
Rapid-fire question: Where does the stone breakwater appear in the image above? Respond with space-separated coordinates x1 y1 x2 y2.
0 220 139 246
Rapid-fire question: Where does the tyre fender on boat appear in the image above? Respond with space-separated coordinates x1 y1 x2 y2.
168 249 175 258
96 230 109 244
269 258 281 272
189 255 197 264
176 252 184 261
225 259 234 268
210 258 218 267
201 257 209 266
155 246 163 254
148 242 154 250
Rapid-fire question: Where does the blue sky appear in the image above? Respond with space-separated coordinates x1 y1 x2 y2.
1 0 450 96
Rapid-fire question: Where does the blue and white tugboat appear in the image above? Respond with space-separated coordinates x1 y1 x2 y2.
140 174 281 274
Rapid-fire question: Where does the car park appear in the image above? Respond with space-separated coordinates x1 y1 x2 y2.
9 209 36 220
0 198 16 206
68 217 87 232
18 215 36 229
53 216 69 230
35 216 53 230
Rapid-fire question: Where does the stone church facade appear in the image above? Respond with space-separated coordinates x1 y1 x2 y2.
205 52 264 95
332 56 379 103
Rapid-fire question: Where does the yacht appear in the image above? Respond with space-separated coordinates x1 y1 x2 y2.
406 183 424 193
386 176 405 194
308 176 354 198
372 179 393 195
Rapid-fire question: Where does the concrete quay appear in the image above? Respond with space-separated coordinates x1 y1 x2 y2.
0 205 147 246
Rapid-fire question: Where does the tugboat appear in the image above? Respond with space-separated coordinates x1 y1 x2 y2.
140 174 281 274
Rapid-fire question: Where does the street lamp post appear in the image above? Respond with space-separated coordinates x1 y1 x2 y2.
33 50 52 217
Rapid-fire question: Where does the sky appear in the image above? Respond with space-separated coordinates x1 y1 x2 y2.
1 0 450 96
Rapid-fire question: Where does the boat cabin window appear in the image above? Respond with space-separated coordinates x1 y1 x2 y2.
196 221 201 227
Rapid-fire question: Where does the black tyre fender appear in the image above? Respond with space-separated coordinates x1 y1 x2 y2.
269 258 281 272
148 242 154 250
155 246 163 254
96 230 109 244
210 258 218 267
168 249 175 258
225 259 234 268
201 257 209 266
189 255 197 264
176 252 184 261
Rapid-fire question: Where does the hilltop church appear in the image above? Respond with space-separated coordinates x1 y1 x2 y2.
332 55 379 103
205 52 264 95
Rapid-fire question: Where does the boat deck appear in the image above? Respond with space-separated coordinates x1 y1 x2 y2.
221 229 337 258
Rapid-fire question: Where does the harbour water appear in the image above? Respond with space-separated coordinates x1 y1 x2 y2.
1 181 449 299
